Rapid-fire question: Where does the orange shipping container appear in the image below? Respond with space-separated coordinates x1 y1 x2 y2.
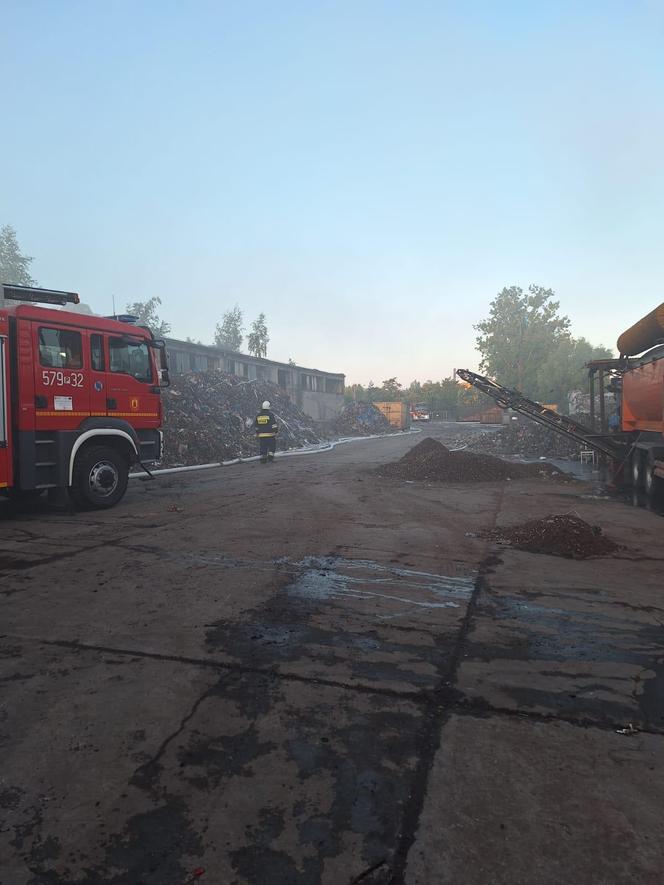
374 401 410 430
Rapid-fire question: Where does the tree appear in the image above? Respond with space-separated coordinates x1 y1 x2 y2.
247 313 269 358
125 296 171 336
536 336 612 412
379 377 402 401
0 224 36 286
0 225 36 304
475 285 570 396
214 305 244 351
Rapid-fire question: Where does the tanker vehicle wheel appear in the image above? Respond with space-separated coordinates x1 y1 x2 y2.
631 449 644 490
644 451 662 498
70 445 129 510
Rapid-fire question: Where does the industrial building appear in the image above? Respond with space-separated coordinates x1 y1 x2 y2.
164 337 345 422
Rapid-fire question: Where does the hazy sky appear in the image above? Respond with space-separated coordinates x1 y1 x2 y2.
3 1 664 384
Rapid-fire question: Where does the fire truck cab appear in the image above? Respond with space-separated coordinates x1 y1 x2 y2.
0 285 168 509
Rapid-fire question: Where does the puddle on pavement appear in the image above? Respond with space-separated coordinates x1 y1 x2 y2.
467 588 664 728
204 555 477 689
286 556 476 613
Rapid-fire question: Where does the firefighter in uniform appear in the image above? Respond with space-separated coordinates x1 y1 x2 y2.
254 401 279 463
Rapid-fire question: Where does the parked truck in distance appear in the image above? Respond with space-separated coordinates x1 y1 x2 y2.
0 285 169 509
410 401 431 422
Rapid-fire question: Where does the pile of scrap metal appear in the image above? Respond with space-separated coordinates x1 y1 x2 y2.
162 371 321 466
465 418 584 460
333 402 393 436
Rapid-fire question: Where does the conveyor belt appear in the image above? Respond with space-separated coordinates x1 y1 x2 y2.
456 369 626 460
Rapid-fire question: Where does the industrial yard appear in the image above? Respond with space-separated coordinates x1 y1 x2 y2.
3 5 664 882
2 425 663 885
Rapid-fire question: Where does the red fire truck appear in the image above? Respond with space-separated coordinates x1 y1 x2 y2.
0 285 168 509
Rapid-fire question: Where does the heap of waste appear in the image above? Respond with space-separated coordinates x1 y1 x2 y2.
162 371 321 466
377 438 564 483
490 514 619 559
334 402 392 436
466 417 586 460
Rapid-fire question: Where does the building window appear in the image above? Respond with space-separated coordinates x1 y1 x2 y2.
278 369 290 388
300 374 323 391
91 334 105 372
325 377 343 394
207 357 218 371
38 327 83 369
227 359 236 375
242 363 249 378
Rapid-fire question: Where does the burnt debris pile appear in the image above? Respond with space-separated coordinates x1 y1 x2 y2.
491 514 620 559
162 371 321 466
467 418 585 460
334 402 392 436
378 437 563 482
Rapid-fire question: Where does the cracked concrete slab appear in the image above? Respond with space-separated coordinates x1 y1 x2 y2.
403 713 664 885
1 642 425 885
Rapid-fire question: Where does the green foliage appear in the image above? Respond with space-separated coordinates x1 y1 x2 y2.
379 377 402 401
346 376 491 417
536 336 612 410
475 285 570 395
247 312 269 358
0 225 36 297
474 284 612 411
125 296 171 336
214 305 244 351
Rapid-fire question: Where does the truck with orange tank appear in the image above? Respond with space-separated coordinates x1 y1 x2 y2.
612 304 664 494
0 284 169 509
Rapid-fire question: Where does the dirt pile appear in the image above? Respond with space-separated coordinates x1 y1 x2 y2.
467 419 584 460
162 371 321 466
378 438 563 483
491 514 619 558
334 402 393 436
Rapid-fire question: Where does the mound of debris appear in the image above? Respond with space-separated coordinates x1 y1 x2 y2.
467 418 583 460
334 402 392 436
162 371 321 466
378 438 563 483
491 514 619 559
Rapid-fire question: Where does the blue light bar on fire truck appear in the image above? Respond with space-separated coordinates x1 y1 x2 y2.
1 284 80 306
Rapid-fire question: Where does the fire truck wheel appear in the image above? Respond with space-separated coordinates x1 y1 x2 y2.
70 445 129 510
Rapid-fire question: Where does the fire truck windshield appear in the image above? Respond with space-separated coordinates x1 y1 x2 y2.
109 337 152 383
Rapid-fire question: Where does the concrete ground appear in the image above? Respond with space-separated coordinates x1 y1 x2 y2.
1 425 663 885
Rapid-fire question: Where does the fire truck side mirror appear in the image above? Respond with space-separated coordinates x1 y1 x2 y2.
150 339 170 387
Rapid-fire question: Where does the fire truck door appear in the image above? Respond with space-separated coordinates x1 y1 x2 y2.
0 337 10 490
107 335 156 422
32 323 91 430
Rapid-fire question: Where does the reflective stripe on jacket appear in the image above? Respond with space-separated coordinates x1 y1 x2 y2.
254 410 278 438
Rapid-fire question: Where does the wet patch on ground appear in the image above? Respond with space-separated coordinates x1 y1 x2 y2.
205 555 476 694
146 672 425 884
459 584 664 730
